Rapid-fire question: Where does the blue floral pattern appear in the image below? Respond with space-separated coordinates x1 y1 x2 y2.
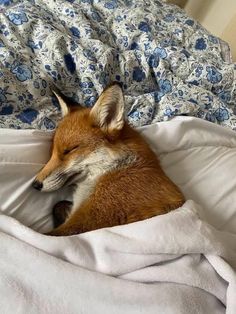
6 11 28 25
0 0 13 7
195 38 207 50
0 0 236 130
11 64 32 82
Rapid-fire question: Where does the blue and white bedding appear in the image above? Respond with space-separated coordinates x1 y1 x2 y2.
0 0 236 130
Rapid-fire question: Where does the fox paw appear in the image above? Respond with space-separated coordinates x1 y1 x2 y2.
52 200 73 228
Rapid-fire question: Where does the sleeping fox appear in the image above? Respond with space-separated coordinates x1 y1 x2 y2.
33 83 185 236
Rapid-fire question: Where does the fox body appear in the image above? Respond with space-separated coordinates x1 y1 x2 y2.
33 84 185 236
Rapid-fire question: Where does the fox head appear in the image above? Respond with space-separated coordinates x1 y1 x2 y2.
33 83 129 192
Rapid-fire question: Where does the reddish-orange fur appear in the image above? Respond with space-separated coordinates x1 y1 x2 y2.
35 85 185 236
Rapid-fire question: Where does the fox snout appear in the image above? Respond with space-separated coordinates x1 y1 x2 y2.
32 180 43 191
32 166 68 192
32 154 87 192
32 156 67 192
32 169 67 192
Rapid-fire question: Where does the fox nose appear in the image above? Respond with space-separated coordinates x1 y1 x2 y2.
32 180 43 191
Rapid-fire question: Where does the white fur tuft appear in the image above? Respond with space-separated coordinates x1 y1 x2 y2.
90 84 125 134
52 90 69 117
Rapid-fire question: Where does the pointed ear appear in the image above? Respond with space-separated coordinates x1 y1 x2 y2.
89 83 125 136
52 90 69 117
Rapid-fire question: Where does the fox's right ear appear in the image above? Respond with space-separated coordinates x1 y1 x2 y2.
52 91 69 117
89 83 125 137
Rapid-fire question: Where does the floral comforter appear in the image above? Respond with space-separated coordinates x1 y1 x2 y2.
0 0 236 130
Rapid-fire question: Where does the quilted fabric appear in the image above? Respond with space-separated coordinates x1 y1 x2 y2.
0 0 236 130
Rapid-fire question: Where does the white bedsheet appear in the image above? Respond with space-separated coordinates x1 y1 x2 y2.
0 129 69 232
0 117 236 314
0 116 236 233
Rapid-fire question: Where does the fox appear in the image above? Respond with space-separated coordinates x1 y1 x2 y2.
33 83 185 236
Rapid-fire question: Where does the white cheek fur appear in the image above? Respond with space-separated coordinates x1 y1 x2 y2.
70 147 115 212
41 146 135 214
41 169 67 192
69 147 136 215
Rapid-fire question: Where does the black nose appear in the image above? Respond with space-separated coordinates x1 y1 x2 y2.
32 180 43 191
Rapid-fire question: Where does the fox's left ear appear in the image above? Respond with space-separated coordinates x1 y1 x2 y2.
52 91 70 117
89 83 125 136
52 90 81 117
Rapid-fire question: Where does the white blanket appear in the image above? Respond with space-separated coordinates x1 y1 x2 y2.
0 200 236 314
0 117 236 313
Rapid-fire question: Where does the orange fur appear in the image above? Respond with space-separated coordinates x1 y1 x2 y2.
34 84 185 236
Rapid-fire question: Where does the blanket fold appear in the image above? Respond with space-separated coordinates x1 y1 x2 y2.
0 200 235 313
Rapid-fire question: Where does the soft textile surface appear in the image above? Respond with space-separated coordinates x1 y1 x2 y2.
0 128 70 231
0 117 236 313
1 116 236 233
0 200 236 313
1 0 236 130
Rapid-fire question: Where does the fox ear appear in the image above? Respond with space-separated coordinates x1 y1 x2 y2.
52 90 69 117
90 83 125 136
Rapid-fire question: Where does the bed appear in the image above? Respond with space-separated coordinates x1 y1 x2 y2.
0 1 236 313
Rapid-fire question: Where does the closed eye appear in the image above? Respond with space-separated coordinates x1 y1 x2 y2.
63 145 79 155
